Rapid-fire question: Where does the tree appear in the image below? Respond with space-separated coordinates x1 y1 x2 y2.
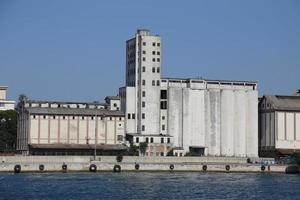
0 110 17 152
139 142 148 156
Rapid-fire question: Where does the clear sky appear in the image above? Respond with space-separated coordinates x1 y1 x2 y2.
0 0 299 102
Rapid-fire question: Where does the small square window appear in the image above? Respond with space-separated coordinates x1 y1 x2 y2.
143 42 146 46
167 138 170 143
157 58 160 62
157 43 160 46
82 116 85 120
119 117 122 121
73 116 75 120
152 80 155 86
161 137 164 143
152 67 155 73
142 91 146 97
63 116 66 120
162 124 165 131
43 116 46 119
162 116 165 120
152 58 155 62
91 116 94 120
142 126 145 131
33 115 36 119
142 50 146 54
132 114 135 119
157 51 160 55
53 116 56 119
110 117 112 120
157 67 160 73
128 113 131 119
142 66 146 72
152 51 155 55
136 137 139 143
150 137 154 143
143 57 146 61
156 80 160 86
142 102 145 107
142 80 146 86
142 113 145 119
152 42 156 46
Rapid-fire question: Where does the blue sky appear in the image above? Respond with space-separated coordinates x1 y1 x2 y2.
0 0 299 102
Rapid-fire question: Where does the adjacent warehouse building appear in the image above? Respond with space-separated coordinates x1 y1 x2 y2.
17 96 126 155
259 91 300 156
120 29 259 157
0 86 15 111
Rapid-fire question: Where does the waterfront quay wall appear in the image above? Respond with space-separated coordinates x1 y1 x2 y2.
0 156 289 173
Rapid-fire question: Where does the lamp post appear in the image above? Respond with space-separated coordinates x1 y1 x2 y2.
94 111 97 161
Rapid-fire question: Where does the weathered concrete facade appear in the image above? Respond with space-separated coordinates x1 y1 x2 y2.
119 30 259 157
17 97 126 155
259 94 300 155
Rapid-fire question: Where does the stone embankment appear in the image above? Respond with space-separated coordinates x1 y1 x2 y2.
0 156 297 174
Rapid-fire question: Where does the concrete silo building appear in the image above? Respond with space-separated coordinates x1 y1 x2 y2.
120 29 258 157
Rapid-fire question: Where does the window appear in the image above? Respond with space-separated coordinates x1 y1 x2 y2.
157 58 160 62
91 116 94 120
157 67 160 73
142 80 145 86
143 57 146 61
167 138 170 143
113 103 117 107
110 117 112 120
150 137 154 143
142 66 146 72
142 113 145 119
157 43 160 46
143 42 146 46
160 101 167 109
152 51 155 55
160 152 164 156
152 67 155 73
132 114 135 119
142 126 145 132
152 58 155 62
162 124 165 131
117 135 123 141
119 117 122 121
142 101 145 107
33 115 36 119
142 91 145 97
152 42 156 46
162 116 165 120
152 80 155 86
156 80 160 86
157 51 160 55
82 116 85 120
127 113 131 119
142 50 146 54
160 90 167 99
53 116 56 119
119 123 122 127
73 116 75 120
43 115 46 119
161 138 164 143
136 137 139 143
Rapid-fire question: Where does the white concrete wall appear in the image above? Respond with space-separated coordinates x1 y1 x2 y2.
28 115 125 146
220 90 234 156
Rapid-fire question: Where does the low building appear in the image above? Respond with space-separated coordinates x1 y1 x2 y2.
0 86 15 111
17 96 126 155
259 91 300 156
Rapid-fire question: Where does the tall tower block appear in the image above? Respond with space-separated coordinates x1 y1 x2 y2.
123 29 161 135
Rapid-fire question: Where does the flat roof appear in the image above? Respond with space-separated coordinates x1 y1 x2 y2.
26 107 125 117
161 77 257 84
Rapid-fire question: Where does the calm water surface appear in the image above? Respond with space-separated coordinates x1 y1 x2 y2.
0 172 299 200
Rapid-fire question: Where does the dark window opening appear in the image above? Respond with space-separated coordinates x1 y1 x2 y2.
160 101 167 109
160 90 167 99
